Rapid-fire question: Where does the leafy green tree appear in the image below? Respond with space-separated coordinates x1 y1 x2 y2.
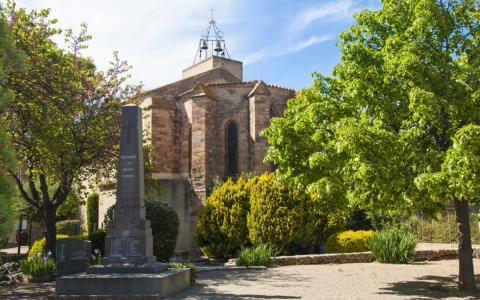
263 0 479 291
2 2 142 257
0 2 24 247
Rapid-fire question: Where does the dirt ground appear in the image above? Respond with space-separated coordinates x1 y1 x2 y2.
2 259 480 300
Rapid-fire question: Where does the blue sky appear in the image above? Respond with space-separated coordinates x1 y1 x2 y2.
16 0 381 91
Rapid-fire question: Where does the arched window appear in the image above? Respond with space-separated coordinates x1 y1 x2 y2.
269 106 279 172
269 105 278 119
226 121 238 175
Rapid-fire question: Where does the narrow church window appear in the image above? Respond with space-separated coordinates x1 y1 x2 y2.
269 106 279 172
269 105 278 118
226 121 238 175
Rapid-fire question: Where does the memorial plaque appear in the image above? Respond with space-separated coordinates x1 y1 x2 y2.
56 238 91 276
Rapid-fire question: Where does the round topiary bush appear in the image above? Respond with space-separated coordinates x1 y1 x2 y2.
247 173 313 253
56 220 82 236
196 177 251 258
325 230 375 253
145 200 179 262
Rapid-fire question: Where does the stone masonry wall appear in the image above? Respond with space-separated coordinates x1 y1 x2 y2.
191 95 216 201
249 94 273 175
147 105 180 175
272 249 463 266
211 86 251 178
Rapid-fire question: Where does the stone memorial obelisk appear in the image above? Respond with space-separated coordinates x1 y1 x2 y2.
52 104 190 299
87 104 165 272
102 103 157 265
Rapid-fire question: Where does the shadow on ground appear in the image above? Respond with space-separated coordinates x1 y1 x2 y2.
166 268 303 299
0 282 55 300
377 274 480 300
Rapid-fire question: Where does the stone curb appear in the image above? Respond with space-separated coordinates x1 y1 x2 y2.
221 248 480 268
196 266 267 273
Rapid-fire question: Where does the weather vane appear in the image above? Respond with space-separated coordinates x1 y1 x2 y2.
193 8 230 64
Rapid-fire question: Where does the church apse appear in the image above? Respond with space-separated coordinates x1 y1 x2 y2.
133 14 295 256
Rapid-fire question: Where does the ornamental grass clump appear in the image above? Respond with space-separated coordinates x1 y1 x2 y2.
236 244 276 267
20 251 56 278
368 228 417 264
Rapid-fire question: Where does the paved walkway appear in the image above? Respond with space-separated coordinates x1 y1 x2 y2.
0 245 29 256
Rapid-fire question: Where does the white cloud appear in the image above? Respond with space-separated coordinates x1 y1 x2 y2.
289 0 355 32
242 34 332 65
287 35 333 54
15 0 236 89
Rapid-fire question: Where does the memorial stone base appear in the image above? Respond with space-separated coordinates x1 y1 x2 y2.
49 267 190 299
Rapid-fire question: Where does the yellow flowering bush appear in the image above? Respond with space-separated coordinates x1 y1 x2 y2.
325 230 374 253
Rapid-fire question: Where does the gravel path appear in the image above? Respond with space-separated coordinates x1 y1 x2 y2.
166 259 480 300
3 259 480 299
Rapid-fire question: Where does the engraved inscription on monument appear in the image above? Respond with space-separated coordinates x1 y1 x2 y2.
110 238 122 257
121 155 137 179
127 238 141 257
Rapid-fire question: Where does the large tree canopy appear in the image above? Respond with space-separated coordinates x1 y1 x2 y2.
0 3 24 246
2 1 142 256
263 0 479 291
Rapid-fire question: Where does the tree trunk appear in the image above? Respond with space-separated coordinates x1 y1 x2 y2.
454 197 476 292
44 205 57 259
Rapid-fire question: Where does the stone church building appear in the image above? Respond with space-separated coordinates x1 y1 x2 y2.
138 55 294 255
97 19 295 256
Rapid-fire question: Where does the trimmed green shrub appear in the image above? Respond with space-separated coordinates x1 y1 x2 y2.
28 235 69 258
236 244 276 267
196 177 251 258
56 220 82 236
325 230 374 253
247 173 313 253
145 200 179 262
86 193 99 236
368 228 417 264
88 229 106 255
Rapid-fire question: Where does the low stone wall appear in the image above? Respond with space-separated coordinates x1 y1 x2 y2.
273 249 465 266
